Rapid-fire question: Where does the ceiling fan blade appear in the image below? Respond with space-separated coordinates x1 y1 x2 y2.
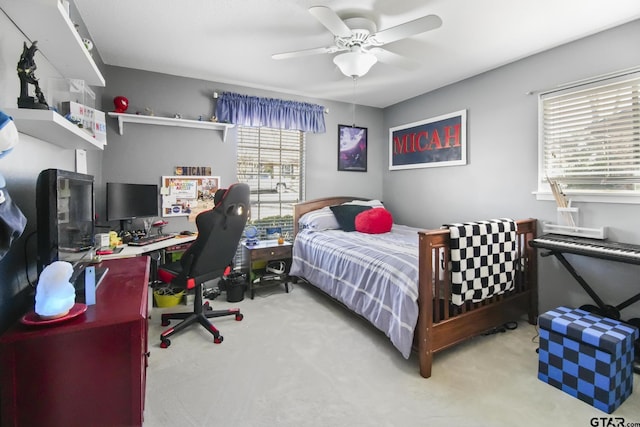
369 48 419 70
372 14 442 45
309 6 352 38
272 46 339 60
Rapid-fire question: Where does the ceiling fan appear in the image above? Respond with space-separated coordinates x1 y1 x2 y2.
272 6 442 78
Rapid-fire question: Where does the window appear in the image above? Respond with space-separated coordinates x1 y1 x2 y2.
538 71 640 202
237 126 305 238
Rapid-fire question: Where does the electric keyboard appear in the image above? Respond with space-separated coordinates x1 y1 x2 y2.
128 234 173 246
530 234 640 265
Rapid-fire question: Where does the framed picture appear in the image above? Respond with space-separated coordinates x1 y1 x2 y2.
389 110 467 170
338 124 367 172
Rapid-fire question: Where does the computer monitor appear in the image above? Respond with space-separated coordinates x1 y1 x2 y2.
106 182 159 230
36 169 95 275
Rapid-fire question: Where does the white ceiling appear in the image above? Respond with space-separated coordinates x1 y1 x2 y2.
75 0 640 108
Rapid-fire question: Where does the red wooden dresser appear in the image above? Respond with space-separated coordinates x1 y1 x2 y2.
0 257 150 427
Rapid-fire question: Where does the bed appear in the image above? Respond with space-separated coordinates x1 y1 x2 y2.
290 196 538 378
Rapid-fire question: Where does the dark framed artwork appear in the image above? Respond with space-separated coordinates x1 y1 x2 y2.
338 124 367 172
389 109 467 170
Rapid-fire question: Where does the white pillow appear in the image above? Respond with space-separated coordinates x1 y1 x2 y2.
342 199 384 208
298 206 340 231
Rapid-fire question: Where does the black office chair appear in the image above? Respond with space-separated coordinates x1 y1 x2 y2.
157 183 250 348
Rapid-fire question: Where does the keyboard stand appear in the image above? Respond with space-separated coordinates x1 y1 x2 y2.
540 250 640 320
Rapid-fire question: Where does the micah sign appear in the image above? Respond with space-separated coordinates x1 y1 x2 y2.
389 110 467 170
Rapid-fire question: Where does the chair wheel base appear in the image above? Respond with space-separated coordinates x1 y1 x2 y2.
157 289 244 347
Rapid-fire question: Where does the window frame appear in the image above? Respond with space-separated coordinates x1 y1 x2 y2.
536 70 640 204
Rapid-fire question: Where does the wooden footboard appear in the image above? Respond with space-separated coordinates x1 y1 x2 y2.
293 198 538 379
416 218 538 377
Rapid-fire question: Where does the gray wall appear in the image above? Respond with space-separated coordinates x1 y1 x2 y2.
100 66 385 233
382 19 640 318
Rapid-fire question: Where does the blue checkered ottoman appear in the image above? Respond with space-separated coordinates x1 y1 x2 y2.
538 306 638 413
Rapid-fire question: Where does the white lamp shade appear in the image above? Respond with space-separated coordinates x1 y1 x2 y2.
333 51 378 78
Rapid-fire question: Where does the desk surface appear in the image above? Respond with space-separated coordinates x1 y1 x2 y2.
100 234 197 260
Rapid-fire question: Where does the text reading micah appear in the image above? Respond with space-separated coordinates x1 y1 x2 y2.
391 114 463 167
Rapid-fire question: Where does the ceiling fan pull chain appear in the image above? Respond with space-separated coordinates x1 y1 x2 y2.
352 76 357 126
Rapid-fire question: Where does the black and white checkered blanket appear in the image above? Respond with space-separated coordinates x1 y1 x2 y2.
445 218 517 306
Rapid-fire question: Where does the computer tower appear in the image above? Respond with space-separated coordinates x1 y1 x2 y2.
36 169 95 275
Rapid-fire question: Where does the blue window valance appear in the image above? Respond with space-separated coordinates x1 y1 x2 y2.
215 92 326 134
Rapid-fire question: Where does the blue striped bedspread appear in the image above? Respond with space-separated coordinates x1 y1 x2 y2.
290 225 420 358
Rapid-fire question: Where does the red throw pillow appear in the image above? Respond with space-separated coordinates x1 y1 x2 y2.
355 208 393 234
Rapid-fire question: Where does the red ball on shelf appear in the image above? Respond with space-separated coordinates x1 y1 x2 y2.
113 96 129 113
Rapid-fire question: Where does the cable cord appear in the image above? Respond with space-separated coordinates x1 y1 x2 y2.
482 321 518 336
23 230 37 287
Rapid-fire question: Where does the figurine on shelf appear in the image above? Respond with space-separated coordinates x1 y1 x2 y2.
16 41 49 110
83 38 94 53
113 96 129 113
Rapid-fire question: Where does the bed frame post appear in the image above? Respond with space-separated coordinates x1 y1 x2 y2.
520 219 538 325
417 232 435 378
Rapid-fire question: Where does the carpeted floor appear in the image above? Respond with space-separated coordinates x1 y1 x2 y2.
143 282 640 427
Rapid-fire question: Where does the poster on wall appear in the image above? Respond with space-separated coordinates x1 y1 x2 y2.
161 175 221 218
338 124 367 172
389 110 467 170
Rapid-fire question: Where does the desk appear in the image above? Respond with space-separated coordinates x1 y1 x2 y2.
0 257 150 427
100 234 197 261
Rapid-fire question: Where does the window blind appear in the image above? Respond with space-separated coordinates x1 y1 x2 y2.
540 73 640 191
236 126 304 235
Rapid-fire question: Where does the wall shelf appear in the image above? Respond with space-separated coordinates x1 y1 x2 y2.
0 0 105 86
108 112 235 142
5 108 104 150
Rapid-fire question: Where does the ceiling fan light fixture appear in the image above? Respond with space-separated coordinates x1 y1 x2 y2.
333 50 378 78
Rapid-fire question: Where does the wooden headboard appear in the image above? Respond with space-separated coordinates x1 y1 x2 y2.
293 196 369 237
